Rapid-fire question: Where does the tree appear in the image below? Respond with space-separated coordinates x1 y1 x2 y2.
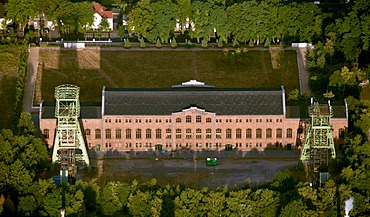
99 17 110 32
174 188 207 216
203 191 226 216
334 0 370 62
18 195 37 216
5 0 37 31
152 0 176 43
128 0 155 42
225 189 253 217
17 112 36 135
329 66 364 97
288 89 299 101
118 25 125 41
189 1 212 43
280 200 307 217
174 0 192 34
99 182 123 215
0 129 47 194
128 190 162 217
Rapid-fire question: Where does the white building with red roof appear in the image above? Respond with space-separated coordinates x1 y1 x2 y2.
92 1 113 31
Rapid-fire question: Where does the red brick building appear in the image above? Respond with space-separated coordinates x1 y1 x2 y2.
40 81 348 152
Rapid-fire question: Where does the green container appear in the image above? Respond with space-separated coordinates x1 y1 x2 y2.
206 158 218 166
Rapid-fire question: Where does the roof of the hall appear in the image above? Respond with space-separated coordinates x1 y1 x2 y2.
103 87 285 115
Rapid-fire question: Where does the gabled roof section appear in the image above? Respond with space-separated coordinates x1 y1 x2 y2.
103 88 284 116
92 1 113 19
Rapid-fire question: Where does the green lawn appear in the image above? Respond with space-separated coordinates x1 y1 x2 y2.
0 45 22 129
37 49 299 103
360 86 370 101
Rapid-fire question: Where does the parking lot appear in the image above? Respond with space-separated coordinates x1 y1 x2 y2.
87 156 299 188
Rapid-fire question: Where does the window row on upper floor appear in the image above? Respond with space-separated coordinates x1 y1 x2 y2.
103 116 284 124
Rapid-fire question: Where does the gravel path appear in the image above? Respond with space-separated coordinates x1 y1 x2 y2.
23 46 39 113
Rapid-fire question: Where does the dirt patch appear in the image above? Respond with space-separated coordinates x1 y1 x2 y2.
269 48 283 69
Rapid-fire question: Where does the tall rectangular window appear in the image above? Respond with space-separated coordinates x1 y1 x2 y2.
166 129 171 139
196 129 202 139
116 129 121 139
236 128 242 139
146 129 152 139
216 129 222 139
126 129 132 139
226 129 232 139
186 129 192 138
136 129 142 139
266 128 272 138
286 128 293 138
206 129 212 139
43 129 49 139
156 129 162 139
256 128 262 139
246 129 252 138
176 129 181 139
105 129 112 139
95 129 101 139
276 128 282 138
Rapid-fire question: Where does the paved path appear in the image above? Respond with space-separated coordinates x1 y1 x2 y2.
297 47 311 95
23 46 39 113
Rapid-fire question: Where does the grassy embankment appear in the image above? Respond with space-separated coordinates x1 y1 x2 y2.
35 49 299 103
0 45 22 129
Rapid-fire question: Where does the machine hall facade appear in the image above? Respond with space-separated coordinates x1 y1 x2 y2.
39 81 348 152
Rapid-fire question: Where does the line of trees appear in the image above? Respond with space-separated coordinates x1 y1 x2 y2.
4 0 324 45
128 0 323 44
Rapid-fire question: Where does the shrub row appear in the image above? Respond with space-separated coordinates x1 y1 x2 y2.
11 38 30 131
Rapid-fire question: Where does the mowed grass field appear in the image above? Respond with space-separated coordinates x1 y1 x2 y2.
36 49 299 103
0 45 22 129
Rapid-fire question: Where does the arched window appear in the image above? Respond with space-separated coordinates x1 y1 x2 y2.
206 118 212 123
186 115 192 123
176 129 182 138
43 129 49 139
176 118 181 123
276 128 282 138
116 129 121 139
256 128 262 138
286 128 293 138
246 129 252 138
196 128 202 138
216 128 222 139
206 129 212 138
226 128 232 139
85 129 91 136
126 128 132 139
196 115 202 123
156 129 162 139
339 128 345 138
166 128 171 139
146 129 152 139
236 128 242 139
266 128 272 138
186 128 192 138
136 129 142 139
95 129 101 139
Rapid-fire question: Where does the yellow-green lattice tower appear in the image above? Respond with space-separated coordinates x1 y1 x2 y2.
300 100 336 186
52 84 90 181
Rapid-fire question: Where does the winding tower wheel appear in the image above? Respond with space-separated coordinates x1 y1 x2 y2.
300 101 336 186
52 84 90 182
